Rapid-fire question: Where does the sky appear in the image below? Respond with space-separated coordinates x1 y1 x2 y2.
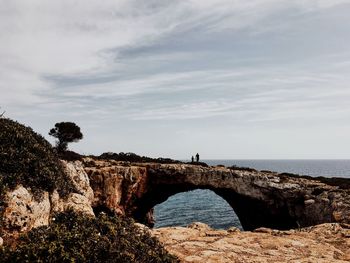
1 0 350 159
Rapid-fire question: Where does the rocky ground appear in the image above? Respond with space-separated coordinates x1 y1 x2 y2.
2 158 350 262
151 222 350 263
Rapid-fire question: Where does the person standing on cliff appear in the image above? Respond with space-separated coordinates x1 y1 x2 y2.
195 153 200 162
191 156 194 163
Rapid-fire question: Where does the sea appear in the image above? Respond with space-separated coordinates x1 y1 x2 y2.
154 159 350 230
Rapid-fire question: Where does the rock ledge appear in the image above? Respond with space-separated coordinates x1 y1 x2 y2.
152 223 350 263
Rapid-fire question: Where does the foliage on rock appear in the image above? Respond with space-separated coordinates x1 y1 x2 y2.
229 165 257 172
278 172 350 189
0 118 74 196
0 211 179 263
58 150 84 161
99 152 181 164
187 161 209 167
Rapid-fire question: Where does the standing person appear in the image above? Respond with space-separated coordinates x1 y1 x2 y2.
195 153 200 162
191 156 194 163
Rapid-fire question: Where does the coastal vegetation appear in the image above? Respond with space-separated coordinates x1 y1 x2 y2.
0 118 74 198
58 150 182 164
1 117 349 262
0 118 178 262
0 211 178 263
98 152 181 164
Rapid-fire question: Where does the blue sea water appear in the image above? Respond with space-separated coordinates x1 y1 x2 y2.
154 160 350 230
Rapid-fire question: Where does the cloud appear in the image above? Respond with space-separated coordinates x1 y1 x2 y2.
122 66 350 121
1 0 350 157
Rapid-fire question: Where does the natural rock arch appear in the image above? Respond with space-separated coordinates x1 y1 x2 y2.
129 172 298 231
85 160 350 231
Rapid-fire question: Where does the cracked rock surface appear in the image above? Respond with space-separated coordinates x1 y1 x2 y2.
152 222 350 263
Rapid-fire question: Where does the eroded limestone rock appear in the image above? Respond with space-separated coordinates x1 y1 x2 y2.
152 223 350 263
2 157 350 240
1 161 95 235
79 158 350 231
61 160 94 202
50 191 94 216
2 186 50 233
84 160 148 216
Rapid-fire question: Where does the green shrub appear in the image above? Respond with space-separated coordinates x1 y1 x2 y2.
0 211 178 263
0 118 74 196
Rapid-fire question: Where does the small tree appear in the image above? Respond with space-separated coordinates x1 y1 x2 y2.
49 122 83 152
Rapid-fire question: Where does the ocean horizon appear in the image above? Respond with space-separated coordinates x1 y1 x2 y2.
202 159 350 178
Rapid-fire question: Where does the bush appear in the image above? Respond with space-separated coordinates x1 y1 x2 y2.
0 118 74 196
0 211 178 263
99 152 181 164
229 165 257 172
58 150 84 161
186 161 209 167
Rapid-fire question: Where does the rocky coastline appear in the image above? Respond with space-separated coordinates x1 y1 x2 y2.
1 156 350 261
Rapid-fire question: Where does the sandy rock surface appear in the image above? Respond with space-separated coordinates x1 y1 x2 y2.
152 222 350 263
2 186 51 232
61 160 94 202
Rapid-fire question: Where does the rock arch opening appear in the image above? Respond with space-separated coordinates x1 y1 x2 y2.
154 189 243 230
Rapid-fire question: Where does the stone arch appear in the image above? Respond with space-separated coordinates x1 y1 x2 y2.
128 181 298 231
87 161 343 231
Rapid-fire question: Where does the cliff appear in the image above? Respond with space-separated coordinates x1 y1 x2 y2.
2 157 350 261
82 158 350 230
2 157 350 236
1 161 94 235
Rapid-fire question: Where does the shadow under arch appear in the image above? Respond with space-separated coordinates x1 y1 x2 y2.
154 189 243 229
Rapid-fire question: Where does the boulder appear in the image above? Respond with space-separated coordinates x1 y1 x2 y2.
51 191 94 216
2 186 50 233
61 160 94 202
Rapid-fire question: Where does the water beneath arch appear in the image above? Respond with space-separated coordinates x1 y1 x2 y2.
154 189 243 230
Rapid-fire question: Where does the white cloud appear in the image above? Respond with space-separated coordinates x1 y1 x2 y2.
1 0 350 157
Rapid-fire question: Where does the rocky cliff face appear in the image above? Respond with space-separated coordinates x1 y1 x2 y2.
81 158 350 231
1 160 94 236
2 157 350 236
2 157 350 262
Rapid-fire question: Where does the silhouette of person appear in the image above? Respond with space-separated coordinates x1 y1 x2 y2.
195 153 199 162
191 156 194 163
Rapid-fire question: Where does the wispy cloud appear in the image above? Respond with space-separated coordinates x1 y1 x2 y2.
1 0 350 157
